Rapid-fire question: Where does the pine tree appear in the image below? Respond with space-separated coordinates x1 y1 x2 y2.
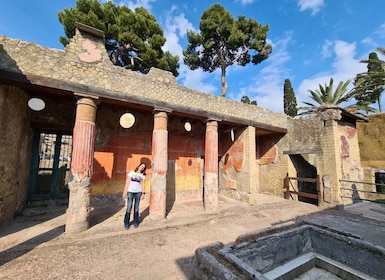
240 95 257 105
283 79 297 117
354 50 385 112
58 0 179 76
183 4 272 97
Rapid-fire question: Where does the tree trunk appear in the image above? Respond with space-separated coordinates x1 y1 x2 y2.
220 65 227 97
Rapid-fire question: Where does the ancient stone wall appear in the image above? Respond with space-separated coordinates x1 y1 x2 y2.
0 27 371 225
280 113 366 206
0 33 287 131
0 85 32 225
219 127 254 202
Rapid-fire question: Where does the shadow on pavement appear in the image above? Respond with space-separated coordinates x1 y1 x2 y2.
0 225 65 266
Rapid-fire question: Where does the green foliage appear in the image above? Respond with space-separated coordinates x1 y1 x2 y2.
353 49 385 112
298 78 377 115
183 3 271 97
58 0 179 76
240 95 257 105
283 79 297 117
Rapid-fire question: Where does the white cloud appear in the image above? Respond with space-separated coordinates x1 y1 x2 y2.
361 37 376 47
162 6 216 94
297 40 366 107
331 41 363 78
297 0 324 15
321 40 333 58
227 32 293 112
181 67 218 94
235 0 255 5
118 0 155 10
375 23 385 39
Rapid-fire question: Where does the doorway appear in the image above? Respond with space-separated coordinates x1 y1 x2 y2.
27 131 72 201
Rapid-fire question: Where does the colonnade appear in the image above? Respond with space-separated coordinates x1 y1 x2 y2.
66 96 219 233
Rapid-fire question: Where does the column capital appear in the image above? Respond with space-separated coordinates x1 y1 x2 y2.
205 117 222 123
75 97 98 122
153 107 173 114
153 109 169 131
74 92 100 101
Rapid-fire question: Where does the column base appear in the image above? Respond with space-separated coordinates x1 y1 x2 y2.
65 219 89 234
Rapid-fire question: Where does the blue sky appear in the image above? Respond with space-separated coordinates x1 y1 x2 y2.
1 0 385 113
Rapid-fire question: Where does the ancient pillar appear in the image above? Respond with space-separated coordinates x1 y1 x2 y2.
244 126 258 204
65 97 97 233
149 110 169 220
204 119 219 212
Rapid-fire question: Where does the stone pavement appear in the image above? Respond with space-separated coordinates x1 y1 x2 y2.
1 194 385 272
1 194 385 251
1 194 289 251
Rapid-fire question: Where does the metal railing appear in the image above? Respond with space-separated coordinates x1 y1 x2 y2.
340 179 385 204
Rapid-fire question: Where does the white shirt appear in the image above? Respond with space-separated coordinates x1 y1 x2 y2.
127 171 145 193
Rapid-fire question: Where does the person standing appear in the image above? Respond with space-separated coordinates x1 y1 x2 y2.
122 162 146 229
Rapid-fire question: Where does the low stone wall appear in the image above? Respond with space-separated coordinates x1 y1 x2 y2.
195 222 385 279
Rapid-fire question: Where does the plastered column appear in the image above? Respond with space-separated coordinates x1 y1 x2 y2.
65 97 97 233
245 126 258 204
204 119 219 212
149 110 169 220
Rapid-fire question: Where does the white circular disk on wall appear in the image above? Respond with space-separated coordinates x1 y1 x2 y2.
28 98 45 111
120 113 135 128
184 121 192 132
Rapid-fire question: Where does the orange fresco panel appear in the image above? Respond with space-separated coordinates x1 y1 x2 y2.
92 133 204 196
175 157 202 191
92 133 152 188
259 146 277 164
168 133 204 195
222 133 244 174
93 152 114 177
258 139 277 165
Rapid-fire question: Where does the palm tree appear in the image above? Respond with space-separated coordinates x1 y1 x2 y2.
298 78 376 115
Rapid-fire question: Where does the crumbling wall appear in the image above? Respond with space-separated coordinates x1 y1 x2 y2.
0 85 32 225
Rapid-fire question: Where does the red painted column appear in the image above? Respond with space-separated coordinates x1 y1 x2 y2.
204 119 219 212
149 110 169 220
65 97 97 233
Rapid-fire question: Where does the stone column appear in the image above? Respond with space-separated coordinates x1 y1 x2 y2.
244 126 258 204
65 96 97 233
149 110 169 220
204 119 219 212
318 109 343 206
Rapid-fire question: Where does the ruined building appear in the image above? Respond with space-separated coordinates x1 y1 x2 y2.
0 23 369 232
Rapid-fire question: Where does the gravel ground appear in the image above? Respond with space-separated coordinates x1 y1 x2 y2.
1 195 383 280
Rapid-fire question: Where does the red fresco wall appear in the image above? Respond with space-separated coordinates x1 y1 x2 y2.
258 136 278 164
92 131 152 194
168 134 205 200
92 131 205 200
220 128 245 190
